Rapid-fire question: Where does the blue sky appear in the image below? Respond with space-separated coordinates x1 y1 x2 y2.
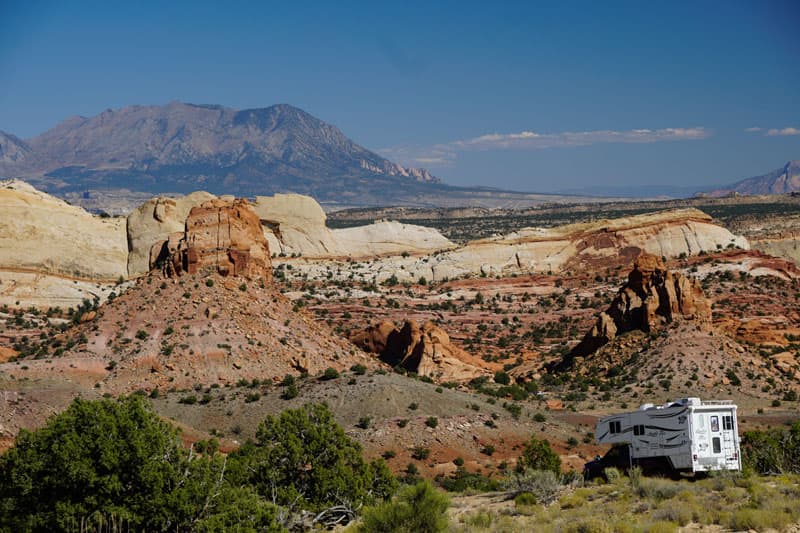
1 0 798 194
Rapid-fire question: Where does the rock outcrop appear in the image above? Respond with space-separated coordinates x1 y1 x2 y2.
0 179 128 307
153 199 272 282
281 208 750 285
252 193 339 256
126 191 215 277
564 253 712 364
351 319 487 382
252 193 455 258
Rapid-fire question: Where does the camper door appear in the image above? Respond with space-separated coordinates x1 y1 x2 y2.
693 411 728 468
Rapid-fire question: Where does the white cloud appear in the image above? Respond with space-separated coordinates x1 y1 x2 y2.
380 126 710 167
744 127 762 133
766 127 800 136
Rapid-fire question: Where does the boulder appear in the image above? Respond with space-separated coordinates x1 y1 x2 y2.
351 319 487 382
349 320 396 354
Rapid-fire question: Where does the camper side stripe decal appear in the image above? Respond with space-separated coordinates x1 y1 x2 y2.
647 408 688 419
644 425 682 433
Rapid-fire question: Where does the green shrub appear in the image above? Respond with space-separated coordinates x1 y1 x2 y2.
516 436 561 475
281 384 298 400
742 421 800 474
425 417 438 428
0 396 271 531
563 517 613 533
321 367 340 380
504 469 561 504
350 364 367 375
412 447 431 460
514 492 537 507
358 481 449 533
603 467 621 482
232 403 396 516
494 371 510 385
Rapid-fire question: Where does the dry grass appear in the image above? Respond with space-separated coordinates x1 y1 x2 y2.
448 472 800 532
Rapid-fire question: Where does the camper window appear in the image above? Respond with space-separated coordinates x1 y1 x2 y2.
711 416 719 432
633 424 645 436
723 416 733 430
712 437 721 454
610 421 622 434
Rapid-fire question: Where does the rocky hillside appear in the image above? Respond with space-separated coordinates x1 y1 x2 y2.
706 160 800 197
0 102 440 204
0 198 371 394
561 253 711 365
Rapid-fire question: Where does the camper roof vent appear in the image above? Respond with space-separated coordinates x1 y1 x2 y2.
639 403 655 411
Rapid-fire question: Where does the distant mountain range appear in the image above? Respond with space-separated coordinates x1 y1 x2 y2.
0 102 450 205
704 160 800 197
2 102 795 207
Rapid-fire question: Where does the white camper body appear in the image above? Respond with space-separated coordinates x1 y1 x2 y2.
596 398 741 473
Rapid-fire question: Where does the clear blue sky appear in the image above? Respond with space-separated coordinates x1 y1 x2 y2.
1 0 799 194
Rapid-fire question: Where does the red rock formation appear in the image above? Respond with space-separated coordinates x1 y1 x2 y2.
350 319 487 381
152 199 272 282
564 253 711 364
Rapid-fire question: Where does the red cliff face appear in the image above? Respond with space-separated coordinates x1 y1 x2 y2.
154 198 272 283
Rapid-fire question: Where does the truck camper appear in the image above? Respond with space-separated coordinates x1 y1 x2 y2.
584 398 741 478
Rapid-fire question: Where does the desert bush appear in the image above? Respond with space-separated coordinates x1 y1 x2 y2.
437 467 501 493
412 447 430 460
357 480 448 532
563 516 613 533
514 492 537 507
280 384 298 400
504 469 562 504
516 436 561 475
603 467 622 483
321 367 340 380
741 421 800 474
350 363 367 375
645 521 679 533
636 478 683 502
627 465 642 491
652 500 693 526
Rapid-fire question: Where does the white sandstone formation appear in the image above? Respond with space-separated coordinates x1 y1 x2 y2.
252 193 455 258
0 179 128 307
